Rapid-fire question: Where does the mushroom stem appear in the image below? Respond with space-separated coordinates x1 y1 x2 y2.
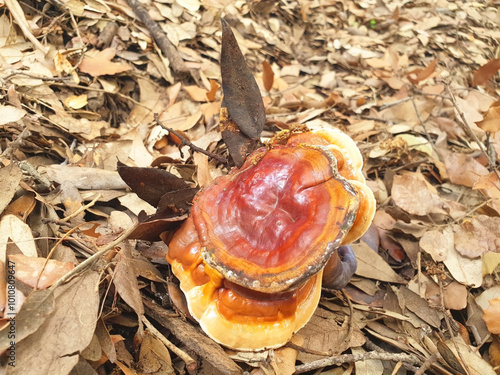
322 245 357 290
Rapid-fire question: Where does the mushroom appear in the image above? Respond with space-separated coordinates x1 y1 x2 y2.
166 129 376 351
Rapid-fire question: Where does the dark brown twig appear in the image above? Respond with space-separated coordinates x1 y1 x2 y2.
155 114 228 165
126 0 194 80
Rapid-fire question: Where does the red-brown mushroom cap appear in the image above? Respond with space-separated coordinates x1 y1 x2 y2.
286 128 376 244
191 144 359 293
165 128 376 351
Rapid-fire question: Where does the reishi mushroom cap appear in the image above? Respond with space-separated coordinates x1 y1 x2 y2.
166 128 376 351
192 144 359 293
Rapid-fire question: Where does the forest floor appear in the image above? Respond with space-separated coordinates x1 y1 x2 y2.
1 0 500 374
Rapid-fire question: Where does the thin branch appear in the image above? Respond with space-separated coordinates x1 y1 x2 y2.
155 114 228 165
126 0 193 80
141 315 197 373
294 350 422 374
49 223 138 290
410 97 443 162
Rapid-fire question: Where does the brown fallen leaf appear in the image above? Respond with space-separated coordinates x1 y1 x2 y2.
0 214 38 264
473 172 500 190
10 271 100 374
473 58 500 86
113 243 145 320
0 164 23 216
206 79 219 102
296 308 365 363
453 215 500 257
352 241 407 284
475 100 500 133
262 60 274 92
391 172 447 216
138 331 175 374
407 58 438 84
79 47 131 77
9 253 74 289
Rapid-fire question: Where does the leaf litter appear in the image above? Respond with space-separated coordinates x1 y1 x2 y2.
1 0 500 374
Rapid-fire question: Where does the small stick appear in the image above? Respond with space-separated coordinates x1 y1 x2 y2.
410 97 443 162
59 193 102 223
294 350 422 374
414 352 439 375
49 223 138 290
155 114 228 165
126 0 192 79
141 315 197 373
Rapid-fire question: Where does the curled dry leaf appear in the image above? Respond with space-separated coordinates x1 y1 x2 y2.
475 100 500 133
407 58 437 84
9 253 75 289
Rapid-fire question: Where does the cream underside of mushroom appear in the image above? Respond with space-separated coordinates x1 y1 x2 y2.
171 258 323 350
193 271 322 351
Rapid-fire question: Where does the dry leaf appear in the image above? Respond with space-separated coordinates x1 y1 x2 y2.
64 94 88 109
113 243 144 319
475 101 500 133
0 105 26 125
407 59 437 84
0 214 38 264
0 164 23 216
79 48 131 77
296 309 365 363
453 215 500 257
391 173 446 216
473 58 500 86
11 271 100 374
352 241 406 284
262 60 274 92
352 346 383 375
9 254 74 289
206 79 219 102
419 227 454 262
473 172 500 190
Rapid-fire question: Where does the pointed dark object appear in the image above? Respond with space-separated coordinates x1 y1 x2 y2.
220 18 265 140
117 166 193 207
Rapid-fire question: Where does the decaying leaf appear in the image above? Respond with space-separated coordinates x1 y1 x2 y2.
9 253 74 289
391 173 447 216
296 308 365 363
220 18 265 140
113 243 144 320
453 215 500 257
11 271 100 374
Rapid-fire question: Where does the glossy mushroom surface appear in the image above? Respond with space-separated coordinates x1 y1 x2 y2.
166 129 376 351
